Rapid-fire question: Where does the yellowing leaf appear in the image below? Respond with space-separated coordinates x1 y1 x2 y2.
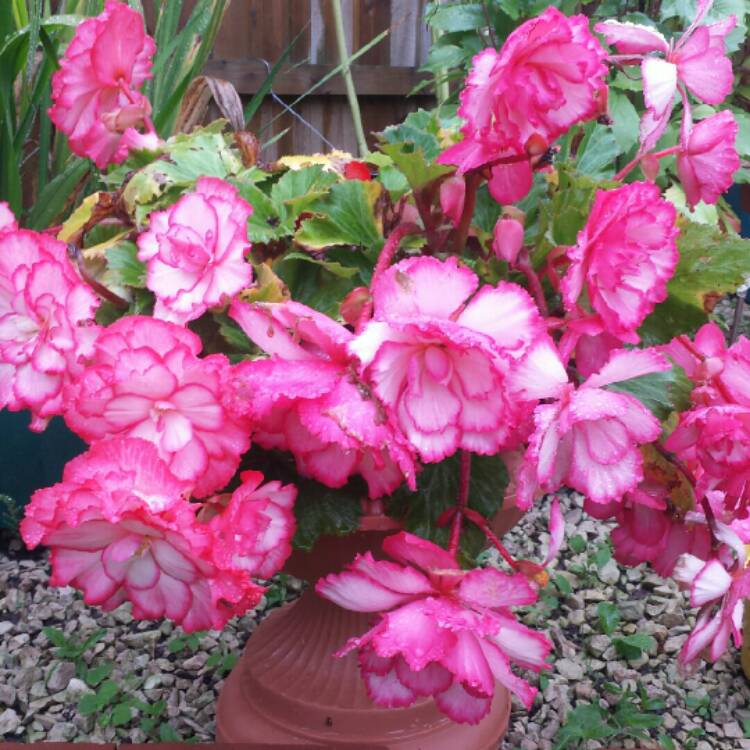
58 192 100 243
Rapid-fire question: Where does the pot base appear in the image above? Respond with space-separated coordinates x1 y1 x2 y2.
215 588 511 748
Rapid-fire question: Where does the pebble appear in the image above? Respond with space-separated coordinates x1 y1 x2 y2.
0 708 20 736
555 658 585 681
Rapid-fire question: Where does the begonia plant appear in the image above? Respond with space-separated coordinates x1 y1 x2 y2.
4 0 750 727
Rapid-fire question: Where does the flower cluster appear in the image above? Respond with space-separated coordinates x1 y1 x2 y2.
5 0 746 729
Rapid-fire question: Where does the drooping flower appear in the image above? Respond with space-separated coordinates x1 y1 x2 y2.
438 8 607 204
207 469 297 579
351 256 546 463
512 348 668 508
20 438 264 631
317 531 551 723
677 110 740 207
596 2 736 150
137 177 254 324
584 482 711 576
0 220 100 431
665 404 750 516
63 316 249 497
673 525 750 668
49 1 158 168
561 182 679 344
227 300 417 498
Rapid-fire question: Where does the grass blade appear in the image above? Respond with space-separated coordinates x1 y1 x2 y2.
243 23 309 123
26 158 89 229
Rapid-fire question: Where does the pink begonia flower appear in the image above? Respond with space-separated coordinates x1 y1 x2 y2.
64 316 249 498
677 110 740 207
673 525 750 668
49 1 158 169
665 404 750 516
561 182 679 344
207 469 297 580
0 219 100 431
492 216 524 265
438 8 607 204
227 300 417 498
511 347 668 508
20 438 264 632
351 256 546 463
0 202 17 233
584 484 711 576
137 177 253 324
595 1 736 151
316 531 551 723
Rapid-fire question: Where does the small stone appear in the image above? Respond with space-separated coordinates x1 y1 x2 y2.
0 684 16 707
0 708 20 736
47 721 77 741
597 559 619 584
588 635 609 657
143 674 162 690
555 658 585 680
183 653 208 670
46 661 75 693
0 623 13 636
724 721 744 738
64 677 93 702
664 634 687 654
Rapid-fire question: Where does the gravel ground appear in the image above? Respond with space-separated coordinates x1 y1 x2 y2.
1 493 750 748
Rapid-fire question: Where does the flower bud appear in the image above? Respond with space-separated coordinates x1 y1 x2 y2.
640 154 660 182
341 286 371 327
492 216 525 265
439 175 465 228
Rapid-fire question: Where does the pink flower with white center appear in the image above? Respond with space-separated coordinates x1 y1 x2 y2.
63 316 249 498
316 532 551 723
677 110 740 207
137 178 253 324
207 470 297 580
512 347 668 508
227 300 417 499
561 183 679 344
0 221 100 431
438 8 607 204
595 1 736 151
664 404 750 516
20 438 264 632
673 525 750 668
351 256 545 463
49 1 158 169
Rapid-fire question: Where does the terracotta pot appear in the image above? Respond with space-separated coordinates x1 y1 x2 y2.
215 514 513 748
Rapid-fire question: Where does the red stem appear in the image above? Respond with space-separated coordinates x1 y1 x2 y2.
516 248 548 316
451 173 481 255
463 508 520 570
613 154 643 182
355 222 421 332
448 451 472 557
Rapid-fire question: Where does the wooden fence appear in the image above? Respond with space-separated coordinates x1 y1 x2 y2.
202 0 436 159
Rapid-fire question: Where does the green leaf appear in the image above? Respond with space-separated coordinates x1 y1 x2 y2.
379 109 443 162
613 633 656 660
111 703 132 727
639 222 750 344
597 601 621 635
271 165 338 229
96 679 120 707
428 3 487 32
239 183 285 243
84 662 114 688
295 180 382 250
25 158 90 229
42 627 69 649
167 637 185 654
80 628 106 652
606 364 692 421
388 453 509 561
281 251 359 279
379 142 453 192
569 534 586 554
576 124 620 179
593 541 612 570
159 723 181 742
553 574 572 595
77 693 100 716
608 91 640 153
107 242 146 288
292 481 362 550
